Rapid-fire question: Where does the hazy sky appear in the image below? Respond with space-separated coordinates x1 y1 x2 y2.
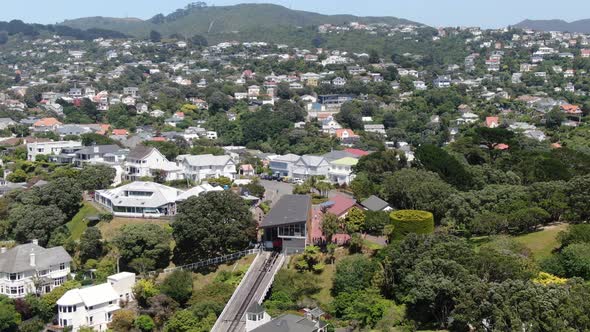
3 0 590 28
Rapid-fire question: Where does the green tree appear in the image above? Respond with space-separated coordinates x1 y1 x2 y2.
333 289 391 328
11 204 66 246
160 270 193 306
79 165 116 190
321 213 341 244
345 207 365 234
333 255 380 296
415 144 473 189
149 30 161 42
172 191 257 264
110 309 136 332
79 227 103 262
113 224 172 271
133 279 160 308
0 296 21 332
135 315 155 332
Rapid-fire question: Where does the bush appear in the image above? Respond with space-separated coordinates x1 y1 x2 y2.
389 210 434 241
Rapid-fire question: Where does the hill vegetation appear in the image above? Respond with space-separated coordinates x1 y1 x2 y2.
60 3 422 38
514 18 590 33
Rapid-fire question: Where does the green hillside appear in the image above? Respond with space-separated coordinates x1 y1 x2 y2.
61 3 422 38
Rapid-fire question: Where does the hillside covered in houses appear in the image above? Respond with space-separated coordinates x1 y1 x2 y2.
1 2 590 332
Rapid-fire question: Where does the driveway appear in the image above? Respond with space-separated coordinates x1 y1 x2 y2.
260 180 294 207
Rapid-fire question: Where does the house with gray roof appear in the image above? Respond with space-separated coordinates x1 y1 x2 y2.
124 145 182 182
176 154 236 182
246 304 327 332
0 240 72 299
261 195 311 253
360 195 392 212
73 145 125 167
269 154 301 178
292 155 330 180
0 118 16 130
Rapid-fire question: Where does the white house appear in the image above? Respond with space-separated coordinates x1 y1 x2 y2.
95 181 183 218
0 240 72 299
57 272 136 332
269 154 301 178
176 154 237 182
124 145 182 182
328 157 358 185
292 155 330 180
27 140 83 161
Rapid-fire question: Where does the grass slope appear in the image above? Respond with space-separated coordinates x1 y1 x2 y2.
97 217 171 241
66 201 100 240
514 223 567 260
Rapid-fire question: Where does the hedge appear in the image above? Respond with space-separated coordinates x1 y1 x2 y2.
389 210 434 240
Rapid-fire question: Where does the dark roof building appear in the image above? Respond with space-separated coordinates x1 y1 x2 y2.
248 306 327 332
360 195 392 212
261 195 311 253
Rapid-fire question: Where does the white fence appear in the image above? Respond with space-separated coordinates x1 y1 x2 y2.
148 248 261 276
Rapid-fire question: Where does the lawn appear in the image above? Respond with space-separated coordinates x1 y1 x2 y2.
66 201 101 240
514 223 568 260
97 217 171 241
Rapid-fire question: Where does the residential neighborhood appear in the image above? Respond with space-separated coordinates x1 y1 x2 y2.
0 1 590 332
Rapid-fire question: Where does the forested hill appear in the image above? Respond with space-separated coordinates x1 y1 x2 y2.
514 19 590 33
60 3 423 38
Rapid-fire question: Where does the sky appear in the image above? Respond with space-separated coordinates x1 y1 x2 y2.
2 0 590 28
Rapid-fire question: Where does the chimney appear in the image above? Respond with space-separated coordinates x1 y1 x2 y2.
32 239 38 245
0 247 6 254
30 250 36 267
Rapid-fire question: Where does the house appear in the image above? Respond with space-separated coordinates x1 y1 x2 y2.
413 81 427 90
269 154 301 177
321 116 342 135
334 128 359 144
292 155 330 180
364 124 386 135
485 116 500 128
323 194 359 218
433 76 451 88
360 195 392 212
124 145 182 182
261 194 311 252
0 118 16 130
332 77 347 86
56 272 135 332
248 85 260 98
240 164 255 177
581 49 590 58
176 154 237 182
95 181 184 218
150 110 165 118
0 240 72 299
27 140 83 161
457 112 479 125
73 145 124 167
246 304 327 332
32 117 62 132
328 157 358 185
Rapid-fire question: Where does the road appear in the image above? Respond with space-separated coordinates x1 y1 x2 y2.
260 180 294 207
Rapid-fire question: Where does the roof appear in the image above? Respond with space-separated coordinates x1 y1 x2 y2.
298 155 327 167
96 181 183 208
247 302 265 314
75 145 121 155
251 314 319 332
330 157 358 166
127 145 156 160
322 150 356 162
57 282 119 307
176 183 223 201
361 195 390 212
112 129 128 136
177 154 232 167
326 195 357 217
33 117 62 127
485 116 499 127
0 243 72 273
262 195 311 228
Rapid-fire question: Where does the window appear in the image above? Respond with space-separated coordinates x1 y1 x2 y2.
89 316 93 324
59 262 66 270
10 287 17 294
9 273 21 281
17 286 24 295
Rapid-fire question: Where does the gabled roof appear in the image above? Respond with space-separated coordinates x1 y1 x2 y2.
127 145 156 160
330 157 358 166
361 195 390 212
96 181 182 208
326 195 358 217
298 155 327 167
262 195 311 228
251 314 320 332
0 243 72 273
177 154 233 167
75 145 121 155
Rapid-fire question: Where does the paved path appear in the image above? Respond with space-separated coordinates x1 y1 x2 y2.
260 180 294 207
